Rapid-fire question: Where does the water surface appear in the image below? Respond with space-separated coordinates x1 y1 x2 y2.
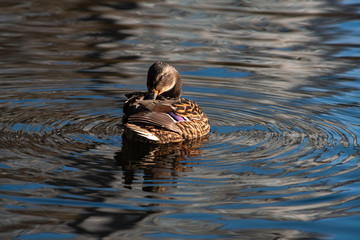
1 0 360 239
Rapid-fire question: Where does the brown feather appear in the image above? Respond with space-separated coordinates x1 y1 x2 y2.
127 111 182 134
174 98 203 120
138 99 176 112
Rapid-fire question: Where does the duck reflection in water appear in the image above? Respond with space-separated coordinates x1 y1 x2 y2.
115 135 208 193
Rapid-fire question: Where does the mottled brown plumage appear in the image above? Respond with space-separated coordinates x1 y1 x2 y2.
122 62 210 143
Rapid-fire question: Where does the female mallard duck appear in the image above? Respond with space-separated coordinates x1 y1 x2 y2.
122 62 210 143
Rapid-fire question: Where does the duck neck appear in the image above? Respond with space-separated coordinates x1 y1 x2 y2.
163 74 182 99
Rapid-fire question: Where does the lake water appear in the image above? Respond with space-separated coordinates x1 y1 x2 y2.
1 0 360 239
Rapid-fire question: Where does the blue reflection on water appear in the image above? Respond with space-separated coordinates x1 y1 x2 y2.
16 232 78 240
0 183 54 192
182 67 251 78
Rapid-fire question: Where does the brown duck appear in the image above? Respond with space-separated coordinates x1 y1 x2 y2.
122 62 210 143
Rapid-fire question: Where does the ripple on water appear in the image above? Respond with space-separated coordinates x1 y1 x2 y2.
176 82 360 223
1 71 356 227
1 65 359 240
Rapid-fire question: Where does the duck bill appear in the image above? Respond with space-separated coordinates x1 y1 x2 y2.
146 89 159 100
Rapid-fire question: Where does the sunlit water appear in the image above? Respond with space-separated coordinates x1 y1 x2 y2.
1 0 360 239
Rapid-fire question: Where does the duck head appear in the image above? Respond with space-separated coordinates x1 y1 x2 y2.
146 62 182 100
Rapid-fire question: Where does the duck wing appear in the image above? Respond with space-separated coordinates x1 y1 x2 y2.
127 111 182 134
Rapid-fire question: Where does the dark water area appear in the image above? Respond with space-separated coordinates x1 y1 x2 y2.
1 0 360 239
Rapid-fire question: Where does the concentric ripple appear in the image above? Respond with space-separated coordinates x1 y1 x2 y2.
0 85 125 162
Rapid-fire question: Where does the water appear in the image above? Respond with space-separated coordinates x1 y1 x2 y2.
1 0 360 239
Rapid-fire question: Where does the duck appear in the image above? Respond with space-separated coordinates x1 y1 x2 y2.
122 62 210 143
